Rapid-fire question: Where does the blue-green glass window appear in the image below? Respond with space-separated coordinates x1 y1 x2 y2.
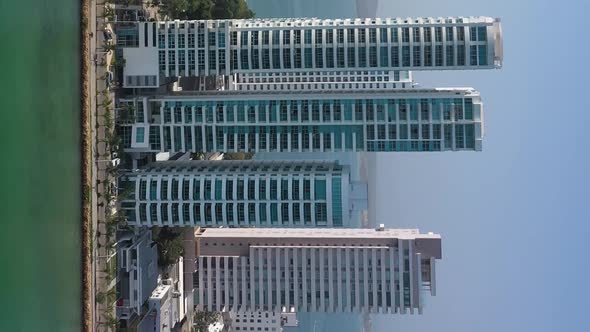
270 203 278 224
259 203 267 223
446 45 454 66
217 32 225 47
401 28 409 42
272 48 280 68
304 30 312 44
303 179 311 200
281 203 289 224
379 47 388 66
158 34 165 48
464 99 473 120
159 204 167 221
208 50 216 70
303 203 311 224
402 46 410 67
248 203 256 223
174 127 182 150
214 179 222 200
302 48 312 68
251 49 259 69
444 124 453 149
224 203 232 222
237 204 244 223
337 47 345 68
283 30 290 45
391 47 399 67
272 30 279 45
379 28 387 44
433 124 441 139
208 31 216 46
240 31 248 46
455 124 465 149
465 124 475 149
399 125 408 139
315 203 327 223
347 47 355 67
168 33 175 48
409 101 418 120
413 46 421 66
283 48 291 68
435 45 443 66
344 102 353 121
457 45 465 66
262 49 270 69
358 47 367 67
315 47 323 68
470 45 478 65
369 46 377 67
478 45 487 66
240 49 249 69
332 177 342 226
314 179 326 200
203 179 211 200
236 179 244 200
391 28 398 43
470 27 477 41
184 126 192 150
477 26 487 41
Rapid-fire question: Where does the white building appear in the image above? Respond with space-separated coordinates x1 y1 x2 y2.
117 87 484 154
121 16 502 88
229 309 298 332
116 229 159 323
194 227 441 315
120 159 367 228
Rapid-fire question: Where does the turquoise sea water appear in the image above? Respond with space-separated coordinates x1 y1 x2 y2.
0 0 82 331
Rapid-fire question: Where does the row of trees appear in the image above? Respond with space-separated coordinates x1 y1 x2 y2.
159 0 254 20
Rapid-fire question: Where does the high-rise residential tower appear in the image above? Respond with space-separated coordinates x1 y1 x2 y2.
119 159 368 228
118 87 483 154
194 227 441 315
120 16 502 89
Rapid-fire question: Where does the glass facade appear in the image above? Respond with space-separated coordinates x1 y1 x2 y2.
129 16 501 79
121 89 482 154
121 161 354 228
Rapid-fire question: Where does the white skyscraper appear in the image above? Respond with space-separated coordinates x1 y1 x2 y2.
121 16 502 89
119 159 367 228
194 227 441 315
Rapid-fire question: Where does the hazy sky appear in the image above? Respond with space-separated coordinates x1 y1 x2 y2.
373 0 590 331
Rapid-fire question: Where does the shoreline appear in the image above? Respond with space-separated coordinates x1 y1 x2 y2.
80 0 92 331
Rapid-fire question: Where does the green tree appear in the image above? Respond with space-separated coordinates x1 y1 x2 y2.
193 311 221 332
152 227 184 267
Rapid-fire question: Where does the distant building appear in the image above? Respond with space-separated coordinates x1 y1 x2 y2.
116 229 159 325
119 159 367 228
194 227 441 315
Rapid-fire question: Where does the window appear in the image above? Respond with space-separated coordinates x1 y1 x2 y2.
424 27 432 42
445 27 454 42
283 31 290 45
401 28 409 43
413 46 421 66
446 45 454 66
435 27 442 42
412 27 420 42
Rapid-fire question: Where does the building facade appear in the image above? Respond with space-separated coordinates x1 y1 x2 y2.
229 310 298 332
116 229 159 323
194 227 441 315
120 160 367 228
118 88 483 154
121 16 502 88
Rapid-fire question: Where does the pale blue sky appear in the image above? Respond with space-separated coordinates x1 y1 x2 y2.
374 0 590 331
249 0 590 331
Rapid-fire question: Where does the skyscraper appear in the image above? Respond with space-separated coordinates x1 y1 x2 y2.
118 87 483 154
121 16 502 89
119 159 367 228
194 227 441 314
